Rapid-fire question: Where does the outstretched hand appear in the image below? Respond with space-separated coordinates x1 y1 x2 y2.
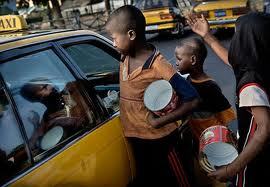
186 13 210 37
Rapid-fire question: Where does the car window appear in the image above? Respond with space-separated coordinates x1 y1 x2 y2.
134 0 177 10
0 87 30 185
65 43 119 76
0 49 98 161
65 42 120 116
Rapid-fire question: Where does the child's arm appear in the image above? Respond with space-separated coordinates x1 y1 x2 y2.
186 14 231 67
148 99 199 128
148 73 199 128
208 106 270 181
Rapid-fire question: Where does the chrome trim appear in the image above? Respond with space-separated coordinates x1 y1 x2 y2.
208 18 237 25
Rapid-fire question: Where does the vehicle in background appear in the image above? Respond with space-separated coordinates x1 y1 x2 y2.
134 0 186 36
192 0 249 29
0 15 135 187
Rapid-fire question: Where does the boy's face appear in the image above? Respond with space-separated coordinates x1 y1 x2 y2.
106 20 133 56
110 31 132 55
175 46 194 75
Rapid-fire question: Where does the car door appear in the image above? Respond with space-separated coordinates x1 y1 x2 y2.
0 37 134 187
57 35 136 186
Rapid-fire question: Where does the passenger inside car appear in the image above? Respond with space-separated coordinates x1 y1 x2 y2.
20 78 93 151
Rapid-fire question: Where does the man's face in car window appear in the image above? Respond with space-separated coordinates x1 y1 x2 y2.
34 84 54 101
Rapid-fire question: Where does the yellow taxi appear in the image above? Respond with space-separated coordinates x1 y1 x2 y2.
134 0 186 35
193 0 250 29
0 15 135 187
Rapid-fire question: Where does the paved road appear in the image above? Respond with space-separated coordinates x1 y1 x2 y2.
148 30 238 132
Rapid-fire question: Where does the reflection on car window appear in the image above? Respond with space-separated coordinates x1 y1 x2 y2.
65 43 119 76
65 42 120 116
0 87 30 185
0 49 98 161
134 0 177 10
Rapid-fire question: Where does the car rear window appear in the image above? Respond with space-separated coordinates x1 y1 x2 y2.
134 0 177 10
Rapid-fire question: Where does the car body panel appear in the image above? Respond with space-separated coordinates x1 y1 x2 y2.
143 7 181 33
193 0 249 29
143 7 177 32
144 8 174 23
10 116 134 187
194 0 247 11
134 0 183 34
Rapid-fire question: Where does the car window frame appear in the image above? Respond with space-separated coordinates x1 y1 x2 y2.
56 36 121 117
56 35 120 77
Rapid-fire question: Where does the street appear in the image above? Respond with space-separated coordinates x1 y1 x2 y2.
148 30 238 132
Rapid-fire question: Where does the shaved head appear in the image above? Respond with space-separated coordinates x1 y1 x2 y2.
176 37 207 65
106 5 146 40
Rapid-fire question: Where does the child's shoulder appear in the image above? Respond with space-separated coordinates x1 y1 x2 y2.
152 52 173 68
190 77 216 84
191 78 221 90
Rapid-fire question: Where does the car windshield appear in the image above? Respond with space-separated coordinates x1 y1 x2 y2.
134 0 177 10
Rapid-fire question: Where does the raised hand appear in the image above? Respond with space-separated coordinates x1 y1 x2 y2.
186 13 210 37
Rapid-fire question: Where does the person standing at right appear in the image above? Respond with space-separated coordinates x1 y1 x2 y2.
186 12 270 187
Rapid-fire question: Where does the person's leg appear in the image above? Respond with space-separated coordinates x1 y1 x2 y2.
129 131 193 187
128 137 153 187
167 130 193 187
128 136 179 187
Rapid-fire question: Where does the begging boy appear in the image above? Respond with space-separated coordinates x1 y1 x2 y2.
175 37 236 187
106 5 199 187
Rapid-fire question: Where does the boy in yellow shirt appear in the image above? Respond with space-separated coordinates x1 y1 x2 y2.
106 5 199 187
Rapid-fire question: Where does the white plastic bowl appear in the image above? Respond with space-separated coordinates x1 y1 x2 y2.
144 80 173 112
40 126 64 150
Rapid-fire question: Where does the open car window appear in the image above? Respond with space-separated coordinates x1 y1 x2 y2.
64 41 120 116
65 43 119 77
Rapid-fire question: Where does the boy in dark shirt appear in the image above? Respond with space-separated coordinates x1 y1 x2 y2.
175 37 236 187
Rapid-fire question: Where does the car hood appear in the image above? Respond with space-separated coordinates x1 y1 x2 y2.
194 0 247 11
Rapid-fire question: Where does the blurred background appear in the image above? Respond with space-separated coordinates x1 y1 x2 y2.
0 0 268 31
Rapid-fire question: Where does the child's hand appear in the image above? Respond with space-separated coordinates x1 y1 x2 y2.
186 13 210 37
147 112 160 128
208 164 235 182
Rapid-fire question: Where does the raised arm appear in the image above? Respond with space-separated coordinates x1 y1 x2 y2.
186 14 231 67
